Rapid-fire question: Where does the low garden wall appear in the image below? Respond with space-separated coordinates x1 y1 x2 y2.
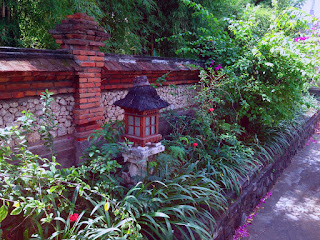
212 108 320 239
0 13 200 166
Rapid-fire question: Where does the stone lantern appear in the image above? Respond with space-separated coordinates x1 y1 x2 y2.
114 75 170 179
114 75 169 146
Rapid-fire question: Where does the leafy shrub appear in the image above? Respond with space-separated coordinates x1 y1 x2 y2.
0 92 230 239
0 93 136 239
176 3 319 130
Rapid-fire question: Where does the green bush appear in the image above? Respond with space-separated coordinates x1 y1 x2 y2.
0 93 138 239
172 3 319 130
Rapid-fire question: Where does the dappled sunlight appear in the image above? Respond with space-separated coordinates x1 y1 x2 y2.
300 146 320 171
274 195 320 222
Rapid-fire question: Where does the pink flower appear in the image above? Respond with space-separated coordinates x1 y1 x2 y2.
215 64 222 71
192 143 198 147
69 213 79 222
210 61 215 67
295 36 309 42
209 108 215 112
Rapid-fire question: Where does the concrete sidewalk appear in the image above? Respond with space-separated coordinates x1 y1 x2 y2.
243 133 320 240
301 0 320 17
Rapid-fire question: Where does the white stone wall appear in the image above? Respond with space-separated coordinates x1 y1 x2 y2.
0 94 75 143
0 85 195 142
101 90 127 123
157 84 195 111
100 84 195 123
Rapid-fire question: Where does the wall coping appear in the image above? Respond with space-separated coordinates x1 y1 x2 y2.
0 47 203 73
0 47 71 59
103 53 203 71
104 53 202 64
0 47 79 72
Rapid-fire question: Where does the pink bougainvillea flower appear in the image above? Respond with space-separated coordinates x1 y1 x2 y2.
210 60 215 67
209 108 215 112
214 64 222 71
192 143 198 147
295 36 309 42
232 190 272 240
69 213 79 222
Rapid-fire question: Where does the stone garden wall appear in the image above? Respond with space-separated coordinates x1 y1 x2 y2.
101 84 196 123
0 94 75 142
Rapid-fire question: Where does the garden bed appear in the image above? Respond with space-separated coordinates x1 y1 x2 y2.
211 107 320 240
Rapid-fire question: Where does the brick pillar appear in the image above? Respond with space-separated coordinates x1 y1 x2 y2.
50 13 109 143
49 13 109 164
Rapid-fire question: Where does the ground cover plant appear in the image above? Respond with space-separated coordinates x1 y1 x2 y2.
1 2 320 240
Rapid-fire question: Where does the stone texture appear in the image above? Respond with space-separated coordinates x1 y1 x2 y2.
122 142 165 179
0 94 75 142
100 84 196 123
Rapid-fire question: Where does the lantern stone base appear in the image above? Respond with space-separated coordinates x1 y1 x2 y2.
122 142 165 180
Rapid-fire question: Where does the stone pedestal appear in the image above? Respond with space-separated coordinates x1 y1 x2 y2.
122 142 165 179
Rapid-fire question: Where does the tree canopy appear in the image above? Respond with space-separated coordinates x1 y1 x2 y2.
0 0 305 56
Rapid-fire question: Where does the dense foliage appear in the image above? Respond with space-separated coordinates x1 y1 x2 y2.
0 96 227 239
0 0 306 56
169 2 319 131
0 92 315 239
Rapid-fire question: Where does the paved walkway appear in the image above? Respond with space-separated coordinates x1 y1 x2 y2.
243 133 320 240
301 0 320 17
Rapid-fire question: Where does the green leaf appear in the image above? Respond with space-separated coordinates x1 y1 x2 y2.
143 212 170 218
49 185 58 193
0 205 8 223
11 207 22 215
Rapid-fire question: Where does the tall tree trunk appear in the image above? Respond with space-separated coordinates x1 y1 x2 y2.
1 0 5 18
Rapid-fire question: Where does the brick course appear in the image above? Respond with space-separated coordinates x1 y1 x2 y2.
0 71 76 100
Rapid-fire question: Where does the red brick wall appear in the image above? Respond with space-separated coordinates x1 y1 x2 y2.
0 71 75 100
101 70 199 90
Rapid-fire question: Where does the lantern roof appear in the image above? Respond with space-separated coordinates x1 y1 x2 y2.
114 76 170 112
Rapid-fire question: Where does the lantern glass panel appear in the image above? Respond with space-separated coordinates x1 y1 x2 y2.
135 117 140 126
146 117 150 126
146 127 150 136
128 126 134 135
135 127 140 136
151 126 155 134
128 116 134 125
151 116 156 124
